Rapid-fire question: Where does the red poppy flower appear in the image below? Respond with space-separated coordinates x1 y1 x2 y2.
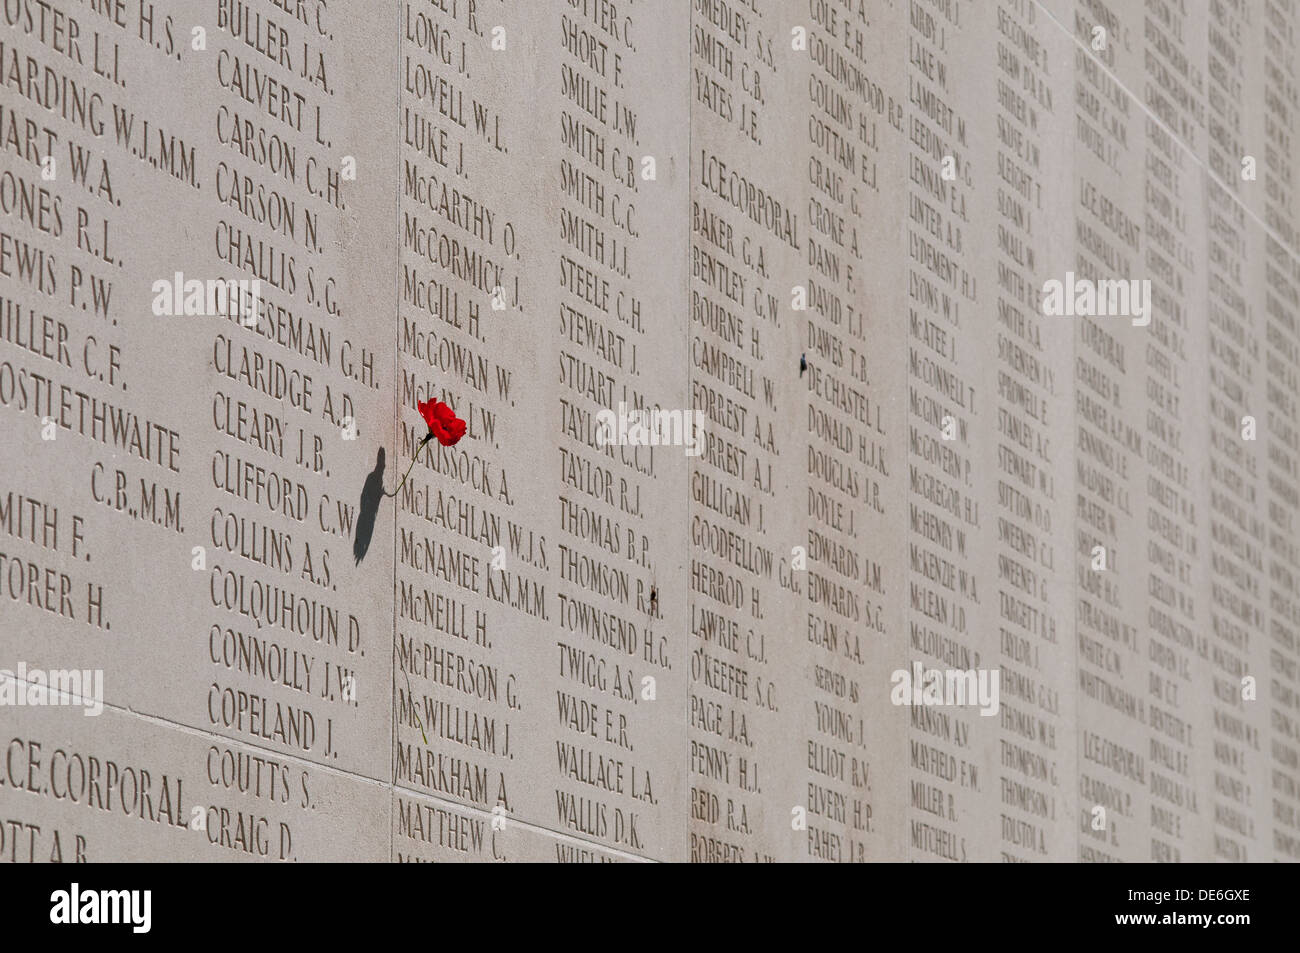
417 398 467 447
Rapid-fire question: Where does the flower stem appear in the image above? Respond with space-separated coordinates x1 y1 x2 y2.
386 434 431 498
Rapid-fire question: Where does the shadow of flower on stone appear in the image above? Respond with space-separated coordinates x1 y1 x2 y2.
353 447 385 566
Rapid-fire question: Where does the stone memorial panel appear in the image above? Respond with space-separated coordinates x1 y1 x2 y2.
1 0 1296 862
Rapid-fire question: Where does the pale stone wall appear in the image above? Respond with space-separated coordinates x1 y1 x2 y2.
0 0 1295 862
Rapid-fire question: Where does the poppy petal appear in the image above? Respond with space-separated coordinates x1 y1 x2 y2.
416 400 438 432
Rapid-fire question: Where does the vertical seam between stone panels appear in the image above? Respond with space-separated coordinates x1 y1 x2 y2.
1032 0 1300 267
682 0 692 865
1067 20 1083 863
390 0 404 865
